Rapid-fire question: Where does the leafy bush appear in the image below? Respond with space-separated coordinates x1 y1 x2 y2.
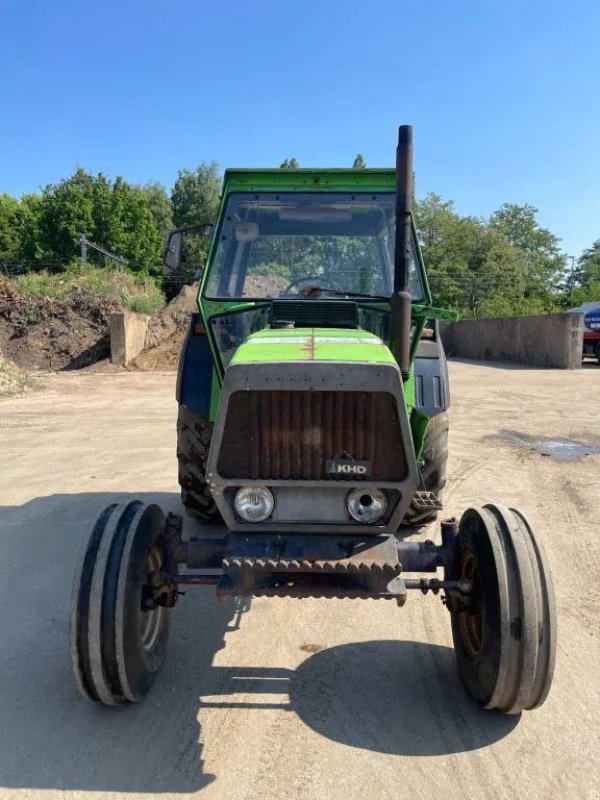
0 355 36 397
568 282 600 308
13 261 165 315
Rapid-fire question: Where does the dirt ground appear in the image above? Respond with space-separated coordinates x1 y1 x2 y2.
0 360 598 800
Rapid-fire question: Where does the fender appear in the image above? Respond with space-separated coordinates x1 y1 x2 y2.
413 320 450 417
176 313 216 419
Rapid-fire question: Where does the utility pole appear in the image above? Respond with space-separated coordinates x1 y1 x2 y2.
79 232 88 263
567 255 576 304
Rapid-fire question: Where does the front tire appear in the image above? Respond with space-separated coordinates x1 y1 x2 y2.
403 411 449 526
177 405 222 522
447 504 556 714
70 501 171 704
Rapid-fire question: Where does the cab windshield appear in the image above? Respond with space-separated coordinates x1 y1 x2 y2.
204 192 424 301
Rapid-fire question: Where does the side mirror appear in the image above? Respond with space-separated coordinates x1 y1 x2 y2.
163 231 183 276
162 224 214 287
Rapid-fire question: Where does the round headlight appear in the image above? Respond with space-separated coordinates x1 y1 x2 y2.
234 486 274 522
347 488 387 523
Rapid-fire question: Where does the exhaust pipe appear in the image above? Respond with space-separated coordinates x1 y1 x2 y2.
390 124 413 382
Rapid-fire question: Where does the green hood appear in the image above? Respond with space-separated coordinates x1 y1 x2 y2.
230 328 397 367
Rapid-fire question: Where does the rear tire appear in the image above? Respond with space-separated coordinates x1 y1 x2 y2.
70 501 171 704
177 405 222 522
403 411 449 526
447 504 556 714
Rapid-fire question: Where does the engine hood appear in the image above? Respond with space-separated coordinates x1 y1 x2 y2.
230 328 397 367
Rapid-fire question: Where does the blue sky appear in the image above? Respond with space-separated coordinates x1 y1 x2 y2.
1 0 598 256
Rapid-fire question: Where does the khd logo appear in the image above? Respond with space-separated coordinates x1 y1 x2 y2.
335 464 367 474
326 459 371 477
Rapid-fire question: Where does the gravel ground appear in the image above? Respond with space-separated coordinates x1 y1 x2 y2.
0 361 598 800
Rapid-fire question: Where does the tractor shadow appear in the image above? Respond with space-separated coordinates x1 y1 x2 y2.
289 640 519 754
0 491 231 794
202 641 519 757
0 491 517 795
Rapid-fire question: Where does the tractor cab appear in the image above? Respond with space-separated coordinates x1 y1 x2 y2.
198 177 429 369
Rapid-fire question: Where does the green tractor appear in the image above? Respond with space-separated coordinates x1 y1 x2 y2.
70 126 556 714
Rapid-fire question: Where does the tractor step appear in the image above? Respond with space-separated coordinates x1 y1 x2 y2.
412 491 444 510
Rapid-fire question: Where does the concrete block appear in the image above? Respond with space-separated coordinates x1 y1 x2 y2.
441 313 583 369
109 311 150 366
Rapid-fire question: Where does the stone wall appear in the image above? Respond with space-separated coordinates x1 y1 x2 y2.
441 313 583 369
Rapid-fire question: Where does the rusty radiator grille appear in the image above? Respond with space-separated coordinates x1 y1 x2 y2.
217 390 407 481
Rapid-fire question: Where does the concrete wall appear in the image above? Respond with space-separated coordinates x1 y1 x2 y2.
109 311 149 366
441 312 583 369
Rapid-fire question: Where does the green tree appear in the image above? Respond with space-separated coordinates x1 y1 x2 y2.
38 167 96 264
109 177 163 274
15 194 45 263
489 204 564 299
569 281 600 306
171 162 221 228
170 163 221 280
142 181 174 241
0 194 21 262
414 193 541 317
279 158 299 169
26 168 163 273
574 240 600 288
414 193 476 309
352 154 367 169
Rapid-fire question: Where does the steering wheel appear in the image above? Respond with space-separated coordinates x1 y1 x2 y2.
283 276 344 297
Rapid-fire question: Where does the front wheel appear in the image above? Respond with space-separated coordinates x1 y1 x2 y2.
177 405 222 522
70 501 171 704
403 411 449 527
446 504 556 714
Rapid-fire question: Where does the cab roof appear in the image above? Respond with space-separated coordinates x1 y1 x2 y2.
222 168 396 194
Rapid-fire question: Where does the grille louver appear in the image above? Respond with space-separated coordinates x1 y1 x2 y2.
270 300 359 329
217 390 406 481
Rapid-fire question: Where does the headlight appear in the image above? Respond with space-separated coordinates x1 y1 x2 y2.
347 488 387 523
234 486 274 522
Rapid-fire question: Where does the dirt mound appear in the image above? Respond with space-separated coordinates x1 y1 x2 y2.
131 283 199 371
244 275 289 297
144 283 198 349
131 335 183 371
0 277 121 371
133 279 291 371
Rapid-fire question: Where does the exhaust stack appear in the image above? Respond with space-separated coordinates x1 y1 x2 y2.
390 124 413 382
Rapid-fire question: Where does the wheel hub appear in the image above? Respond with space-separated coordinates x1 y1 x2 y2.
456 550 483 659
140 546 165 652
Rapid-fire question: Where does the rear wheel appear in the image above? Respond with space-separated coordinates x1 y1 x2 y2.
177 405 222 522
447 504 556 714
403 411 449 526
70 501 171 704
